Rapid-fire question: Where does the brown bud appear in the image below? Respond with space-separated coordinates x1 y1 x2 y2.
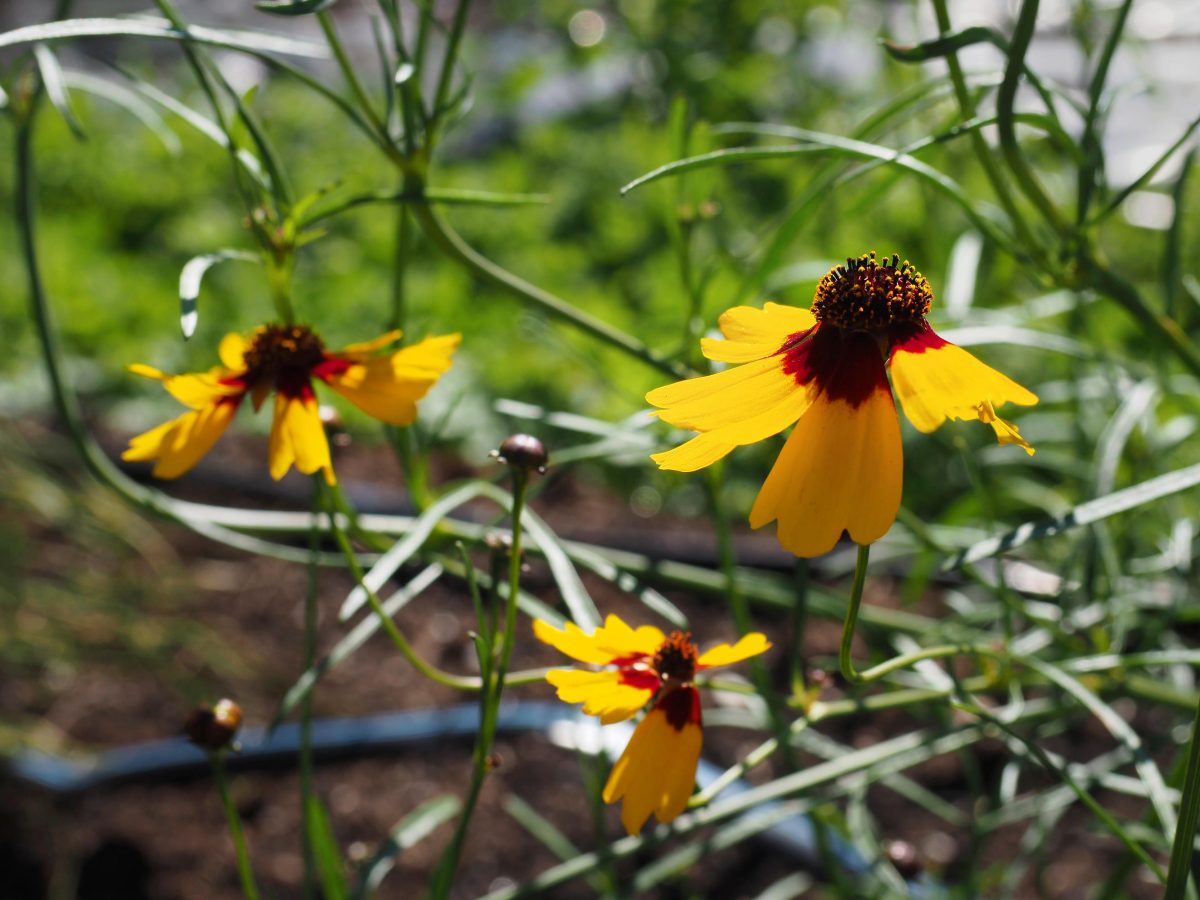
490 434 548 473
318 404 351 447
184 698 243 750
885 840 921 879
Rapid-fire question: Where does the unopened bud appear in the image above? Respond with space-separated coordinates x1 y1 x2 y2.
885 839 921 879
184 698 242 750
490 434 548 473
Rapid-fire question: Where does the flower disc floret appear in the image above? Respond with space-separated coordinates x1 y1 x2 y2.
240 323 327 392
811 251 932 332
653 631 698 685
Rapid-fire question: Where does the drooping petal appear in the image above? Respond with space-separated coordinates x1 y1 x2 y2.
701 302 816 363
122 398 240 478
976 400 1035 455
533 615 665 666
697 633 772 670
889 323 1038 449
267 390 335 484
545 669 655 724
316 333 460 426
603 687 703 836
749 372 903 557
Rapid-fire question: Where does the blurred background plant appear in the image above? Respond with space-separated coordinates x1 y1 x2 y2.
2 0 1200 897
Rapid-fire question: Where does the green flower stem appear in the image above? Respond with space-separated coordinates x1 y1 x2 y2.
407 193 687 379
426 0 472 151
316 10 400 164
838 543 873 683
1165 695 1200 899
428 468 530 900
322 485 479 691
299 479 322 900
212 753 261 900
928 0 1045 267
997 0 1070 236
702 468 797 769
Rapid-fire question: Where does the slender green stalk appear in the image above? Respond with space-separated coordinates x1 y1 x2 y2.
408 198 686 378
426 0 472 149
703 469 797 770
1076 0 1134 224
928 0 1044 266
213 754 262 900
838 544 872 683
322 486 480 691
428 469 530 899
317 10 399 163
1165 696 1200 899
996 0 1069 236
299 480 321 900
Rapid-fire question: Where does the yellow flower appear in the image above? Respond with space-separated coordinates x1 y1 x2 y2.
534 614 770 835
123 324 460 484
647 252 1037 557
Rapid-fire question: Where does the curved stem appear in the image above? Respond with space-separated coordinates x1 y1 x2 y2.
928 0 1046 268
317 9 399 164
996 0 1069 236
838 543 872 683
408 196 687 379
429 468 530 899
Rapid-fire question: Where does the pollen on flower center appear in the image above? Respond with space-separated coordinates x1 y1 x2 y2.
242 324 327 385
811 251 933 332
653 631 699 684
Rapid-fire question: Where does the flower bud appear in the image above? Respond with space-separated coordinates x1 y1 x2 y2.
491 434 548 473
184 698 242 751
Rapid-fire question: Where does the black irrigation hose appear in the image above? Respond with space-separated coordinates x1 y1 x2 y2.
2 701 929 892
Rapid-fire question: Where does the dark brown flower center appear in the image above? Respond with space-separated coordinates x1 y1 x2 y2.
811 252 933 332
241 323 326 386
653 631 699 684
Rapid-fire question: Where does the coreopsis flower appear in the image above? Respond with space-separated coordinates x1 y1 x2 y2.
123 324 459 484
534 614 770 835
647 252 1037 557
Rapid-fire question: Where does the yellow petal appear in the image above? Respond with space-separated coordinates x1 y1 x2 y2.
218 332 249 370
650 378 816 473
602 689 703 836
122 399 238 479
320 334 460 426
337 329 404 359
890 328 1037 440
750 387 903 557
697 633 772 669
976 400 1035 455
268 392 335 484
127 363 242 410
701 302 816 363
647 354 808 434
545 669 654 724
533 615 665 665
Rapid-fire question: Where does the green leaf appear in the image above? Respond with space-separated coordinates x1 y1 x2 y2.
59 70 181 154
946 462 1200 568
0 17 327 59
179 250 259 339
32 44 86 140
304 795 348 900
350 796 461 900
1165 699 1200 900
256 0 339 15
516 504 601 628
340 482 492 621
